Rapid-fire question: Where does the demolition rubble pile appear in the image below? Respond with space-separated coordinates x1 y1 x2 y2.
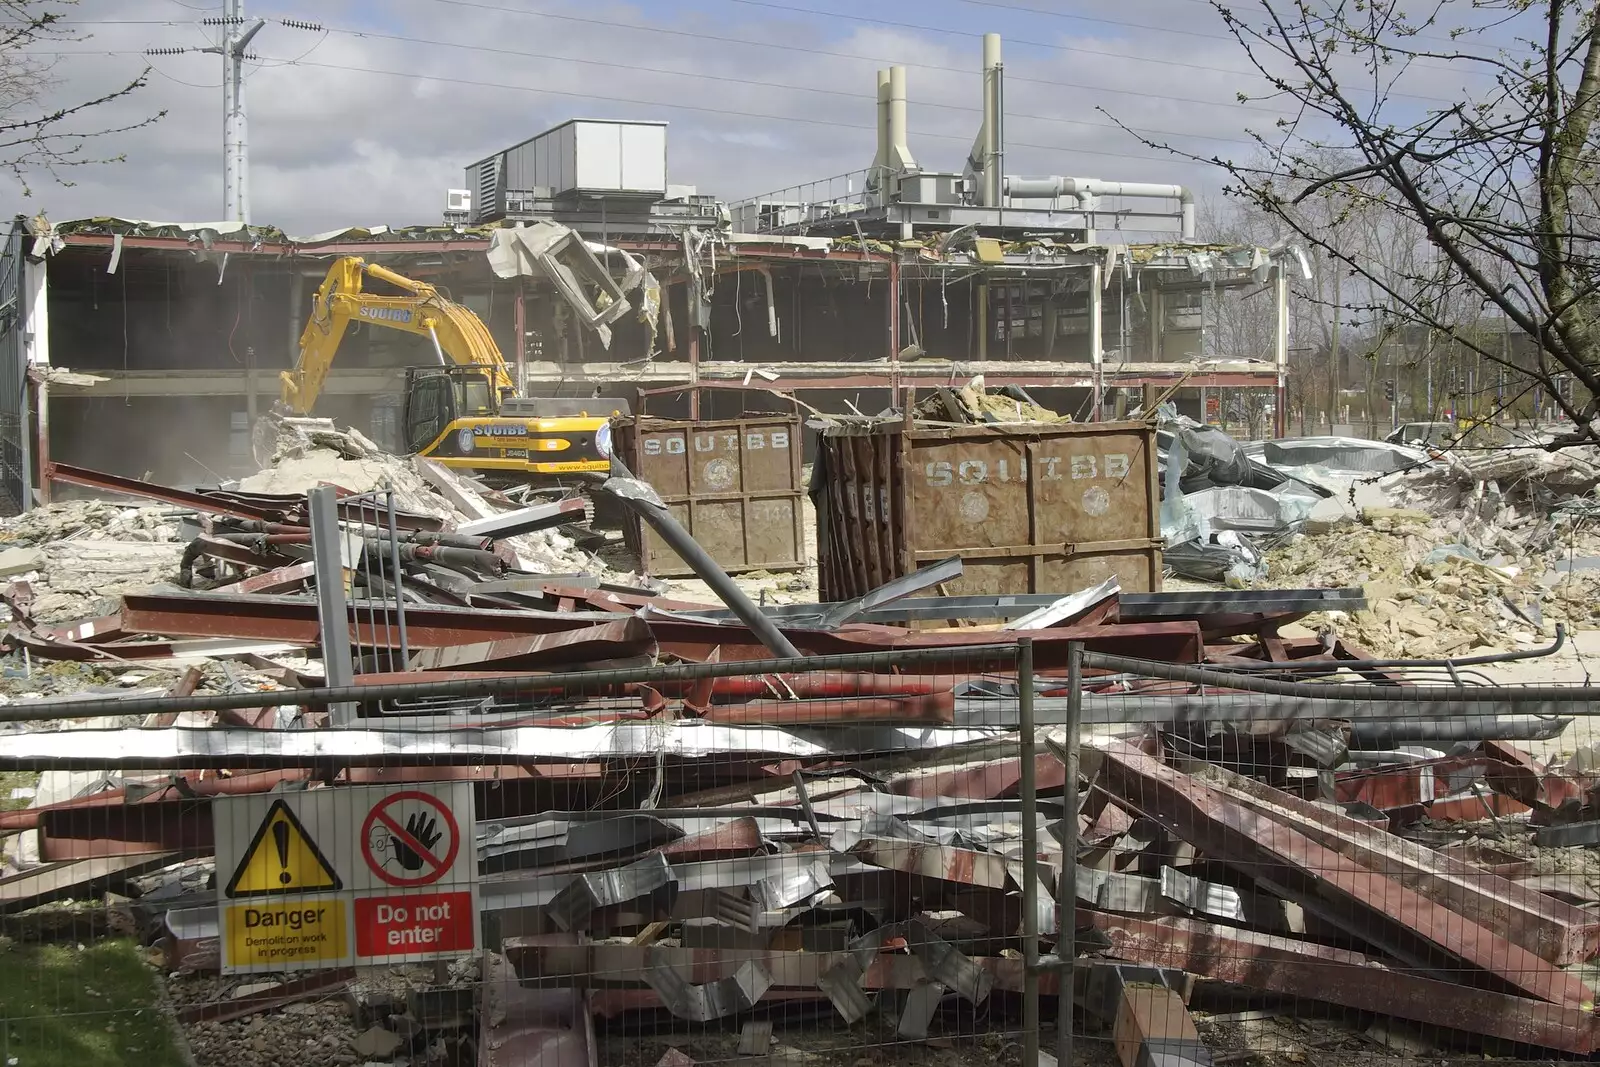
5 421 1600 1062
1258 439 1600 659
0 424 615 641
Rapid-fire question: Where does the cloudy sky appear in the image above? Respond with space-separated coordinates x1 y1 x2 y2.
3 0 1517 234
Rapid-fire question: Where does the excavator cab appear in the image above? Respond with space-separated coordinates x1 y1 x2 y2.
280 256 628 490
403 366 497 453
402 365 630 485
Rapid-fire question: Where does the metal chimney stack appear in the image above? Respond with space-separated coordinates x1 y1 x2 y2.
886 65 916 173
980 33 1003 208
873 69 890 180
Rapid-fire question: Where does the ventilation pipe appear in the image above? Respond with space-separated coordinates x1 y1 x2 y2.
982 34 1002 208
871 69 890 181
1002 177 1196 241
886 65 917 173
965 34 1004 207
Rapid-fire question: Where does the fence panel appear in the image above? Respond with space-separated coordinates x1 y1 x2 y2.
1040 644 1600 1066
0 616 1031 1067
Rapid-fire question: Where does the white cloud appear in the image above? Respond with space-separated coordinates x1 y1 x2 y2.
0 0 1494 233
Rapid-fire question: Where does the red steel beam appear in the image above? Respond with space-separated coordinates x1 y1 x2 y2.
888 753 1067 800
0 769 314 832
1208 758 1600 966
117 591 1201 666
1087 910 1599 1054
213 561 317 595
657 818 765 862
407 619 658 671
1095 741 1597 1005
47 462 292 521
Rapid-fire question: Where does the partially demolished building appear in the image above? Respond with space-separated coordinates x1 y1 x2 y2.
0 31 1295 508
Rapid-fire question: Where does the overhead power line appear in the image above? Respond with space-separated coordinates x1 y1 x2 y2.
420 0 1480 104
144 5 323 221
275 55 1240 169
948 0 1525 53
310 24 1262 150
24 11 1350 118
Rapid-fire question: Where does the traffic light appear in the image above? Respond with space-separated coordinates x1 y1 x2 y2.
1383 380 1396 402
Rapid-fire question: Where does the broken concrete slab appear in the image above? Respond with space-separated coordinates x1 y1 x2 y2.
1113 982 1212 1067
352 1026 405 1060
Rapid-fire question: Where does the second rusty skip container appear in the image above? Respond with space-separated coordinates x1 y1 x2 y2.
615 413 807 578
814 418 1162 600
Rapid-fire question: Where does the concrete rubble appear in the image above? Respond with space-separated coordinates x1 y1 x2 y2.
4 419 1600 1066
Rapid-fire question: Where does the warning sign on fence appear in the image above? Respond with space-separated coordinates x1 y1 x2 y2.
224 799 342 897
213 782 478 974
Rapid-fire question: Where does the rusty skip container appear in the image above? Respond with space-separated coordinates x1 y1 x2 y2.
815 419 1161 600
615 413 806 578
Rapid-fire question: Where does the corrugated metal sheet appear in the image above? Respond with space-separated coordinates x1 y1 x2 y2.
815 420 1162 600
617 414 806 578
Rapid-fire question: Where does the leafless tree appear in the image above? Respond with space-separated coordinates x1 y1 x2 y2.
1113 0 1600 447
0 0 161 195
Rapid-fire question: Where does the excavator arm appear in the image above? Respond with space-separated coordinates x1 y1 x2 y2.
278 256 515 414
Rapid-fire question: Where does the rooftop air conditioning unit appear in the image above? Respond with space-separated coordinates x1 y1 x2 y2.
446 189 471 213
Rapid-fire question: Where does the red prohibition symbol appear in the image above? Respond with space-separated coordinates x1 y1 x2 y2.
360 791 461 888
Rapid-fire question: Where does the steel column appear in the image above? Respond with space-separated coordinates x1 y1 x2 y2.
308 485 357 723
1017 637 1040 1067
1058 642 1082 1067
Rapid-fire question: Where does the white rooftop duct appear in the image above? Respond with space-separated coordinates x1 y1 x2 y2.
964 33 1004 207
1002 176 1195 241
872 69 890 179
886 65 916 174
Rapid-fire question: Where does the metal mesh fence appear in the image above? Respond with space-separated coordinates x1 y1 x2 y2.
9 469 1600 1067
0 551 1033 1067
1049 646 1600 1067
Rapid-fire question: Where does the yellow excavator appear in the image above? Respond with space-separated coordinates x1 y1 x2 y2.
269 255 628 488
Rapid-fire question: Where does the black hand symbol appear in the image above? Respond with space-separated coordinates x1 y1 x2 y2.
389 812 442 872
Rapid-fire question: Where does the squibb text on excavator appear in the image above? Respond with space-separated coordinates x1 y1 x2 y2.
270 255 631 489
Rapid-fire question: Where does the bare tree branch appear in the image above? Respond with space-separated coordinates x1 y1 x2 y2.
1107 0 1600 449
0 0 163 196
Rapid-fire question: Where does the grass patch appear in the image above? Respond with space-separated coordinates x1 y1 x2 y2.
0 937 182 1066
0 771 37 813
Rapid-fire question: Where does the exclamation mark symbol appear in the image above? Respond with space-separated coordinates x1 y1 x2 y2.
273 818 292 885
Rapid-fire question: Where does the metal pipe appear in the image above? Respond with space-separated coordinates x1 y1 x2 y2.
981 33 1002 207
887 65 916 173
223 521 497 552
1058 642 1081 1067
0 644 1016 724
1017 637 1040 1067
1002 177 1195 240
1206 623 1565 674
385 492 410 666
368 541 502 573
1081 650 1585 703
599 457 803 659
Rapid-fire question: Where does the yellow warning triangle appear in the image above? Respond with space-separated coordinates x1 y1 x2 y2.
225 798 342 898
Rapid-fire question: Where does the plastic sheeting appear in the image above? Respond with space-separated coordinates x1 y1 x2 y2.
1186 485 1317 535
1178 424 1254 485
1263 436 1428 474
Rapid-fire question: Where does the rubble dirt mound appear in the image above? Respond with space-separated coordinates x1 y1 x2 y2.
1264 508 1600 659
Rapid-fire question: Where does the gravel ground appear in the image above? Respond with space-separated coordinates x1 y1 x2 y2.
168 965 446 1067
